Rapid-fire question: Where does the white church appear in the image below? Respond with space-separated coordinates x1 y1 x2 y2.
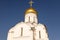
7 0 49 40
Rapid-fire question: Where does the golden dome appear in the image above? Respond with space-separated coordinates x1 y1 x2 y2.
25 7 37 15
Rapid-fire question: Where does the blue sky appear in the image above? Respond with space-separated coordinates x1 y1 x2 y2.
0 0 60 40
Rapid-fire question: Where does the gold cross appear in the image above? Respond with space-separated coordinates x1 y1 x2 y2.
29 0 34 7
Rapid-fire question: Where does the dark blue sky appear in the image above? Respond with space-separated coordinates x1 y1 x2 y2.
0 0 60 40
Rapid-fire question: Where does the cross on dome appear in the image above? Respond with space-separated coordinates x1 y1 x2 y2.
29 0 34 7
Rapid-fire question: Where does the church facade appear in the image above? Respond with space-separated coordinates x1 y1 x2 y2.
7 0 49 40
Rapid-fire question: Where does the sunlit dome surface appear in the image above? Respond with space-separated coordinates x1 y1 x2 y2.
25 7 37 15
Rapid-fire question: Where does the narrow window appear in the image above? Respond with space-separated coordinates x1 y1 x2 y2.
33 17 35 23
21 27 23 36
39 31 41 38
29 16 30 22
